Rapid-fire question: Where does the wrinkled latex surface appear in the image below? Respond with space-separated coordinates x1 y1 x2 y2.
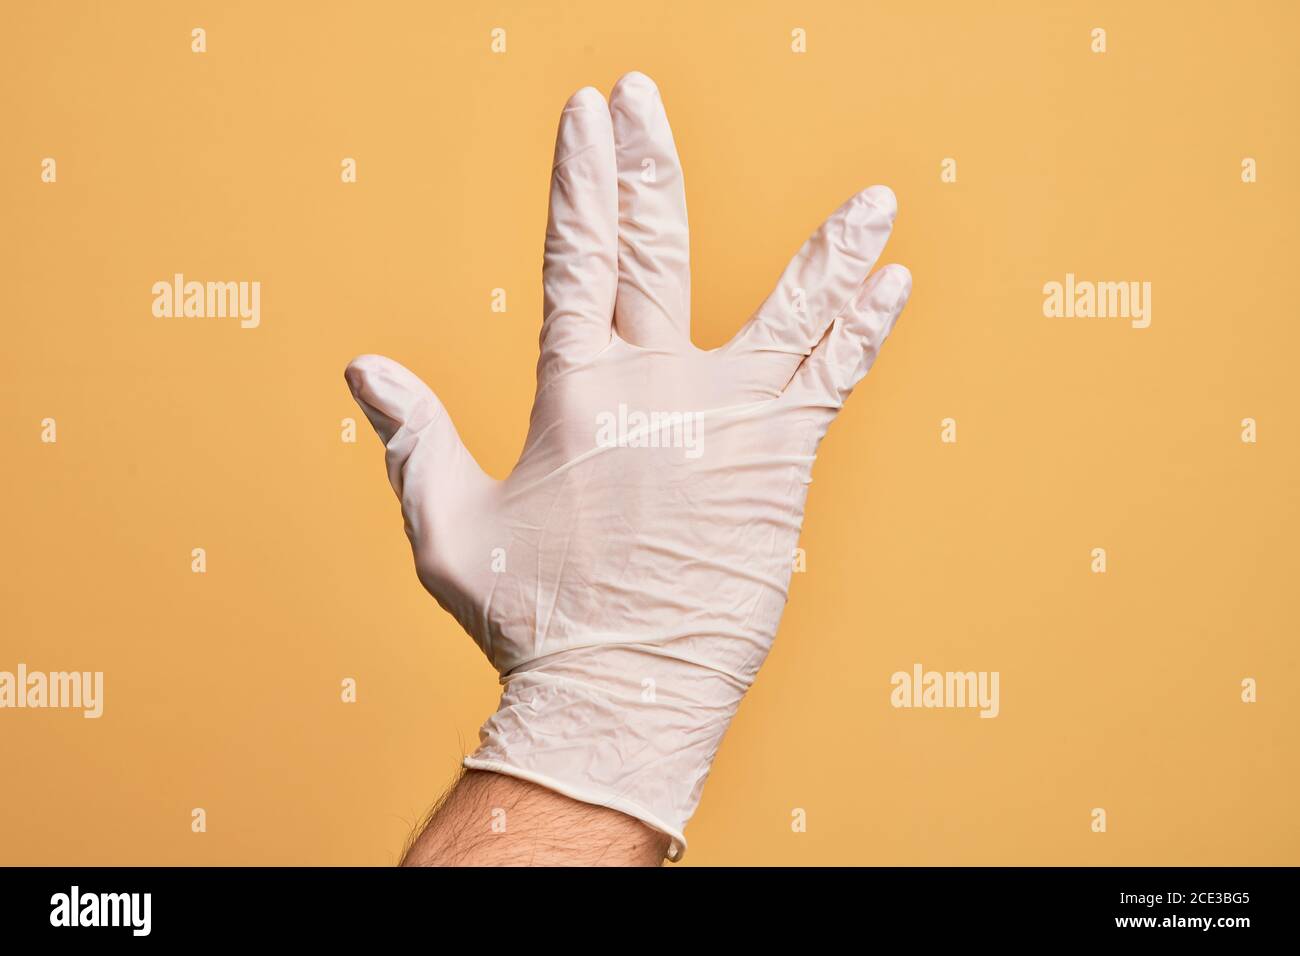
345 72 912 859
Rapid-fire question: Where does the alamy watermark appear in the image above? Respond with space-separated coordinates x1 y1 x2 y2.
0 664 103 718
1043 273 1151 329
50 886 150 936
595 403 704 459
152 273 260 328
890 663 999 718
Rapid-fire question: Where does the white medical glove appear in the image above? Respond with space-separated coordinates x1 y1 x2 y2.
345 72 912 859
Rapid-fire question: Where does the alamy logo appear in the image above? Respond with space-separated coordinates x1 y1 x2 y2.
50 886 151 936
1042 272 1151 328
152 273 261 328
595 403 704 459
0 664 103 718
890 663 1000 718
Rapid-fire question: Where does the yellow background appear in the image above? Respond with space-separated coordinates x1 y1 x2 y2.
2 0 1297 865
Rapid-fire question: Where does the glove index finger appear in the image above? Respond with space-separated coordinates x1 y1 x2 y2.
539 86 620 382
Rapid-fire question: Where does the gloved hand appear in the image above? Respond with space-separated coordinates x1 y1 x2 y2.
345 71 912 859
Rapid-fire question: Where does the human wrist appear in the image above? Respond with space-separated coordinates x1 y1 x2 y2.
466 642 750 860
403 769 671 866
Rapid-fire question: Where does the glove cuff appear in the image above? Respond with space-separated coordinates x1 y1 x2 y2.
465 651 748 861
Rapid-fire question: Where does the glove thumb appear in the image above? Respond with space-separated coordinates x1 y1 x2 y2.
344 354 490 511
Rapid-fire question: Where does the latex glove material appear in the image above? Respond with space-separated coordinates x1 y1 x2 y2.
346 72 912 859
